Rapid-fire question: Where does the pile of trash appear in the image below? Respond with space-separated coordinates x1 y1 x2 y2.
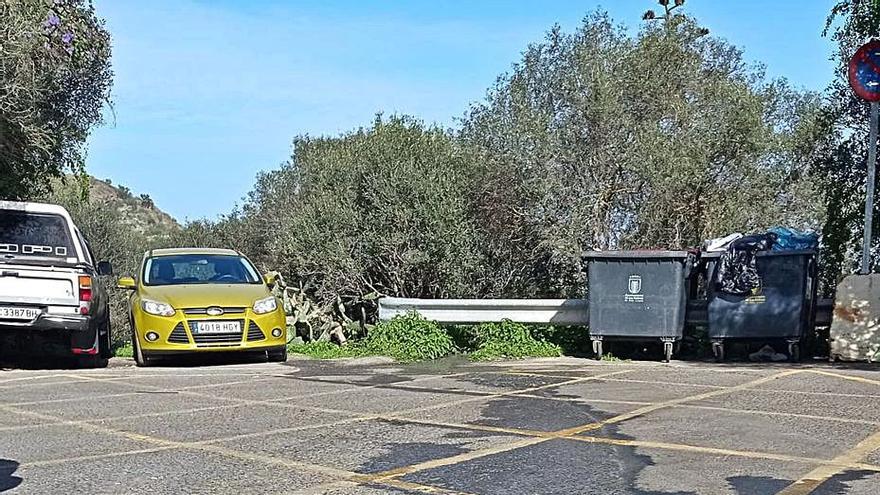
704 227 819 296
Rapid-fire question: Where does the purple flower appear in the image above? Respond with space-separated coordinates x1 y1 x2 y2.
44 13 61 30
61 32 74 45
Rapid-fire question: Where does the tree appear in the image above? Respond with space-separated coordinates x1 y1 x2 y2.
462 12 824 297
242 115 486 303
0 0 112 199
45 177 146 350
810 0 880 289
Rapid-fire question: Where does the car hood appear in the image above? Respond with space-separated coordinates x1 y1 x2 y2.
140 284 271 309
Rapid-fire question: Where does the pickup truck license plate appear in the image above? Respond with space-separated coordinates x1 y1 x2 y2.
194 321 240 334
0 306 40 321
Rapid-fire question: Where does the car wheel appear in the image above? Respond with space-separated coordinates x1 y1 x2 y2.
267 346 287 363
76 326 109 369
99 320 112 360
77 354 109 369
132 324 152 367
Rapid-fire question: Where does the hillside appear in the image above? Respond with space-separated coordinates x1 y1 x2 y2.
88 177 180 239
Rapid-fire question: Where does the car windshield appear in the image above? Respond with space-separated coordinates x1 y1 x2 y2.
0 210 76 260
143 254 261 286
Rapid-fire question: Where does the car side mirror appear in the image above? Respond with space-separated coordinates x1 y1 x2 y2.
264 273 278 287
97 261 113 276
117 276 136 290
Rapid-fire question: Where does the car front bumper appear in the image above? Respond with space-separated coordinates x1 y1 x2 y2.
134 308 287 353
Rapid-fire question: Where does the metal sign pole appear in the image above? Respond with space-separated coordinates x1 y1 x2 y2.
863 101 879 274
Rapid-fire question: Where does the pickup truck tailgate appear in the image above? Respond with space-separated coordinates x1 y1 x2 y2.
0 266 78 306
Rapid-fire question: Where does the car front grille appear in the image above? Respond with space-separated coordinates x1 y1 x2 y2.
188 319 245 345
183 307 246 316
167 323 190 344
247 321 265 342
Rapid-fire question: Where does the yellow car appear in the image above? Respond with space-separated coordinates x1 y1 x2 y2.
118 248 287 366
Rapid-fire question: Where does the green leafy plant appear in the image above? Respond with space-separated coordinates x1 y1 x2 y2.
114 343 133 358
362 313 453 362
600 353 626 362
287 340 367 359
469 320 562 361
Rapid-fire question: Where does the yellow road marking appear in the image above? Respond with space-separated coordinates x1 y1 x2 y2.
365 370 811 485
378 415 553 438
382 478 480 494
555 370 804 436
7 365 880 495
20 446 179 468
572 436 880 471
0 400 360 480
7 391 144 408
777 429 880 495
372 437 550 480
675 403 880 426
0 375 76 387
807 369 880 387
287 480 360 495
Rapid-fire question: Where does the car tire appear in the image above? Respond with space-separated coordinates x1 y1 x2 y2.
77 354 109 369
132 325 152 367
76 326 109 369
99 320 112 360
267 346 287 363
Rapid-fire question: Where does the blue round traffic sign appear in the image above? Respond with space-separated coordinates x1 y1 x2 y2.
850 40 880 102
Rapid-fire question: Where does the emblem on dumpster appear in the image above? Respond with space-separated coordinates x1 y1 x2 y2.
745 281 765 304
625 275 644 303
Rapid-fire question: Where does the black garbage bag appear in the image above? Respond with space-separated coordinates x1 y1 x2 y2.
714 233 777 296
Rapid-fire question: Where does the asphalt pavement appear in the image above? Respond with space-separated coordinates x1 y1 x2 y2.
1 354 879 494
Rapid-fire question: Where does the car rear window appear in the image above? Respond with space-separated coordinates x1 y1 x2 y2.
0 210 76 260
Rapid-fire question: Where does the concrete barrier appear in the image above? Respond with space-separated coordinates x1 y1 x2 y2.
830 274 880 363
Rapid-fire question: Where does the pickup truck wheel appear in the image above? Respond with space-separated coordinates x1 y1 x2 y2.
77 354 109 369
99 321 112 360
132 327 152 367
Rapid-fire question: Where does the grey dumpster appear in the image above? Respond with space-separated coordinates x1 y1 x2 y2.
583 251 696 362
702 250 817 362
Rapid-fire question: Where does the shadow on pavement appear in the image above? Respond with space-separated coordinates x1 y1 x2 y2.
0 459 21 492
810 470 878 495
141 351 270 368
0 354 83 371
726 475 791 495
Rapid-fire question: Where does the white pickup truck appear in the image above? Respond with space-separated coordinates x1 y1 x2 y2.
0 201 113 366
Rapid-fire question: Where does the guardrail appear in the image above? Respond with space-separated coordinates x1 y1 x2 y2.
380 296 835 328
378 297 589 325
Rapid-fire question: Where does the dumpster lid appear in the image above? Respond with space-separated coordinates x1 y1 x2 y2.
582 250 693 260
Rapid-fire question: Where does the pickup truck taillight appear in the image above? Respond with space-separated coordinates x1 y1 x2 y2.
78 275 92 315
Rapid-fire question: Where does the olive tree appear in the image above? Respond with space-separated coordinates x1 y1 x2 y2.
461 12 824 297
245 116 486 303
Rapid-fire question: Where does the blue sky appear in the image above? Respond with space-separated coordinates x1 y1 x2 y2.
86 0 838 221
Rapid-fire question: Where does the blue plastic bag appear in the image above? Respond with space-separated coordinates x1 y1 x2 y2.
768 227 819 251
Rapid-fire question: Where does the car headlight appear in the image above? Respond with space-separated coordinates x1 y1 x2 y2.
142 299 175 317
253 296 278 315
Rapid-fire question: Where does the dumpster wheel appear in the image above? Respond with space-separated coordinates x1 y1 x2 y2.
712 340 725 363
787 340 801 363
591 337 603 360
662 340 674 363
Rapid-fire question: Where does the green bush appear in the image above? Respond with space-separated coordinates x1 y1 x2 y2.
363 313 454 362
470 320 561 361
287 340 367 359
531 325 591 357
114 343 133 358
